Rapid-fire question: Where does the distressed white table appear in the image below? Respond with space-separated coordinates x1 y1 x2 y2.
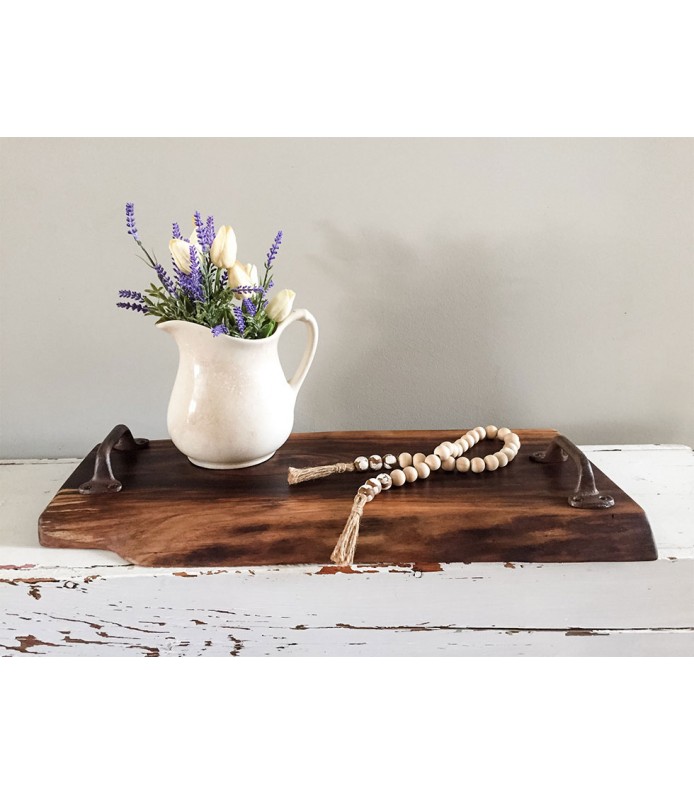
1 445 693 656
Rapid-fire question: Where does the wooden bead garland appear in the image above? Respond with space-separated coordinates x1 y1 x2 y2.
288 425 522 566
288 449 400 485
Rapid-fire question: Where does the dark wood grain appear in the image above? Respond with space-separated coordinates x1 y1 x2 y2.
38 430 657 566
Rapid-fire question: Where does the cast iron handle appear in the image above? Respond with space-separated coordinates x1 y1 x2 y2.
78 424 149 495
529 434 615 509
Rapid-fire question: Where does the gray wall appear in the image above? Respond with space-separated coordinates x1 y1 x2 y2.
1 138 692 458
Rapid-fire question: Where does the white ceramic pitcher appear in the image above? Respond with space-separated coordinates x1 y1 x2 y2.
159 310 318 469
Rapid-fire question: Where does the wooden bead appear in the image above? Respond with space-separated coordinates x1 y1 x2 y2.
464 433 476 448
485 425 498 439
383 453 397 470
503 446 517 462
425 454 441 471
390 469 406 487
458 438 469 453
469 429 481 443
456 457 471 473
441 441 455 453
354 456 369 472
415 461 431 479
441 457 456 471
434 444 451 461
451 443 463 457
484 454 499 471
358 484 375 502
369 455 383 471
366 476 382 494
494 451 509 467
504 443 518 456
412 452 426 465
403 466 418 483
505 433 520 448
471 457 485 473
473 426 486 440
398 452 413 468
497 427 511 440
377 472 392 490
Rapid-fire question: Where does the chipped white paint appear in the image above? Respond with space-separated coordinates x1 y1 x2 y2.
1 445 693 656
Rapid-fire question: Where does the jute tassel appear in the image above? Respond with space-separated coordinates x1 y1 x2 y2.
287 461 355 485
330 491 368 565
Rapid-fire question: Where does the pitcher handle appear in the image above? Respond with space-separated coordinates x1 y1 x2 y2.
275 309 319 393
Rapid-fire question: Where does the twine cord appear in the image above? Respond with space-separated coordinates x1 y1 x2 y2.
330 492 368 565
287 461 355 484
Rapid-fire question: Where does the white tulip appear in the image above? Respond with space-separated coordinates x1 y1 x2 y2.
226 261 259 293
169 239 194 274
266 289 296 323
210 225 238 269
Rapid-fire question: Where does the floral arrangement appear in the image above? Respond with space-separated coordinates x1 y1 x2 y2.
118 203 295 338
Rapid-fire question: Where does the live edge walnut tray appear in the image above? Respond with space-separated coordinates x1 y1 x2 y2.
38 429 657 567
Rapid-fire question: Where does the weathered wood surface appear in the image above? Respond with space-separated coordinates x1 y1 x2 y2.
1 563 693 656
38 430 656 566
1 445 692 656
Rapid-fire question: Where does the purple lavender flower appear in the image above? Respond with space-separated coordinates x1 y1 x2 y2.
171 258 189 291
118 289 145 302
189 244 202 281
242 298 257 317
171 258 184 281
173 261 199 302
220 269 228 288
232 285 265 295
177 274 195 300
176 246 205 302
265 230 282 269
172 222 182 239
125 202 139 241
153 262 176 296
193 211 207 251
211 324 229 337
117 301 148 314
205 215 215 248
233 306 246 335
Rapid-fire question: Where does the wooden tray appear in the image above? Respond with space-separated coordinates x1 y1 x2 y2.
38 430 657 566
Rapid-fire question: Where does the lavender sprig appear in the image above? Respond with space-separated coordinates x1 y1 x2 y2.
176 246 205 303
242 298 257 317
177 274 196 300
172 258 192 297
153 262 176 296
172 222 182 240
211 324 228 337
117 301 148 314
189 246 204 299
232 285 265 295
205 215 215 248
233 306 246 335
125 203 139 241
193 211 207 251
265 230 282 269
118 289 146 302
